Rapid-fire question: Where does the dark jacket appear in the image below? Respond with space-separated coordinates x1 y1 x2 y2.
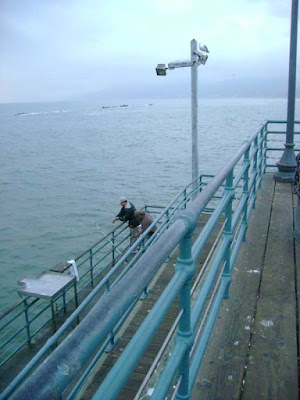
134 210 157 235
117 201 140 228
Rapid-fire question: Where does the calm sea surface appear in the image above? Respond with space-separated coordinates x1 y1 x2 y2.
0 97 298 311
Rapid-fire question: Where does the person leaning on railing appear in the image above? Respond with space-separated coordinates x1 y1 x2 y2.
113 197 140 245
134 210 157 238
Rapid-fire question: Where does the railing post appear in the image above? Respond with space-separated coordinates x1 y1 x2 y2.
74 280 79 325
62 291 67 314
112 231 115 266
139 286 149 300
166 209 170 227
23 299 32 346
262 124 268 173
105 330 120 353
164 211 172 262
103 265 118 351
222 170 234 299
174 221 195 400
252 136 258 209
89 249 94 288
50 299 57 333
139 238 150 300
242 148 250 241
199 175 202 193
257 130 264 186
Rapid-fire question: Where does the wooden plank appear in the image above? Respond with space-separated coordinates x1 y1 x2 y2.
192 173 275 399
242 181 298 400
117 388 138 400
81 210 227 398
122 372 149 392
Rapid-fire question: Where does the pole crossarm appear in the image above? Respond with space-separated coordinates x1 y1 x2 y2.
168 60 193 69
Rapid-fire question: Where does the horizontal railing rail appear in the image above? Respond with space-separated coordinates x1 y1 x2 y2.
2 119 299 399
0 220 132 369
265 120 300 168
2 120 271 400
0 174 220 379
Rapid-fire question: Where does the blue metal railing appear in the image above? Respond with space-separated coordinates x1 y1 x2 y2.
0 174 217 373
1 120 300 399
0 221 131 368
265 120 300 168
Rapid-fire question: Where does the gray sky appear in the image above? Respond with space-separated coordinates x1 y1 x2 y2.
0 0 296 103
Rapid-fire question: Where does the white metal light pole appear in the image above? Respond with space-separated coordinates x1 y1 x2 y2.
191 39 199 183
156 39 209 190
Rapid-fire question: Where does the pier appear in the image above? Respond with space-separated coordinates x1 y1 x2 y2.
0 0 300 400
0 121 299 399
193 173 299 399
77 174 300 399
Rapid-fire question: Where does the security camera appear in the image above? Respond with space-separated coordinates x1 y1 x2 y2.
198 54 208 65
156 64 167 76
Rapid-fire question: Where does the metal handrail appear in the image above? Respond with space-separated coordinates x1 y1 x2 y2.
2 122 264 399
0 170 218 386
0 220 133 368
1 120 300 399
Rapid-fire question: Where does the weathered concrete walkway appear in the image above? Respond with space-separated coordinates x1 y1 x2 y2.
193 173 299 399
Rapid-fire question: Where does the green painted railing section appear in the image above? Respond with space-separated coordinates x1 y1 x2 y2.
0 176 218 369
1 120 300 399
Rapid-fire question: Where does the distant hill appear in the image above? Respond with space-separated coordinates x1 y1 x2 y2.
82 76 298 101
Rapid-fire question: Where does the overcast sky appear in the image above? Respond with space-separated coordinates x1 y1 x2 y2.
0 0 297 103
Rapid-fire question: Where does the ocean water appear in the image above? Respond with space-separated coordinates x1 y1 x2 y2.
0 97 298 312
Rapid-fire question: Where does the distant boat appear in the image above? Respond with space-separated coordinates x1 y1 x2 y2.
102 104 129 109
